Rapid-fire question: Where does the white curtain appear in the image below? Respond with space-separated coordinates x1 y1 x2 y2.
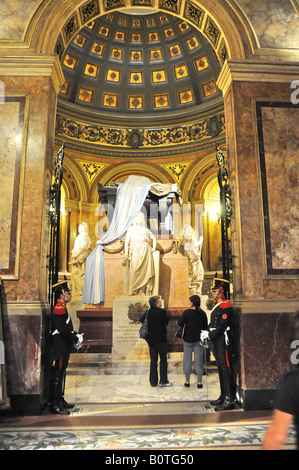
82 175 155 304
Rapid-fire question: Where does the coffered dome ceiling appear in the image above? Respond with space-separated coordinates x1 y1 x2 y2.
58 9 223 124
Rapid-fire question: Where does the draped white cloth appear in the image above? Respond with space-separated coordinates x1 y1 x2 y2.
82 175 155 304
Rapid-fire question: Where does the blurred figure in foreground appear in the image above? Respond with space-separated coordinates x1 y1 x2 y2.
262 311 299 450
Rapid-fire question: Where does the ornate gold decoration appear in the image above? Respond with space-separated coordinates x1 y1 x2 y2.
106 68 121 83
103 93 118 107
74 34 87 48
148 32 159 42
132 33 141 42
179 21 189 32
84 63 99 78
162 162 191 182
56 113 225 147
132 0 152 5
92 42 105 56
106 0 125 10
152 70 167 84
164 27 174 38
168 44 181 57
115 31 125 41
174 64 188 79
60 81 70 94
132 19 141 27
80 0 99 23
146 18 155 26
64 13 80 42
150 49 163 61
78 160 108 184
202 79 217 97
154 94 169 108
110 47 123 60
194 55 209 72
130 50 142 61
129 95 143 109
99 26 109 36
184 2 204 27
129 71 143 84
85 20 95 29
218 39 228 65
186 36 199 50
178 88 194 104
78 87 93 102
159 0 179 13
118 17 127 26
159 15 169 23
63 53 78 70
55 34 64 59
204 17 221 47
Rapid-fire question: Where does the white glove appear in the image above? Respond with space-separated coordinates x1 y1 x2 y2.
200 330 209 341
75 333 84 349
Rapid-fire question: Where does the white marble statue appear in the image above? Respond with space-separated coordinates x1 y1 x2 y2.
181 224 204 295
122 211 156 296
70 222 91 296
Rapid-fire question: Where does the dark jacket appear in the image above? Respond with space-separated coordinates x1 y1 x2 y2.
140 306 169 345
48 300 78 364
178 308 208 343
208 299 233 342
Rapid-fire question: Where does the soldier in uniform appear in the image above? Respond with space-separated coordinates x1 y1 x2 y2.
48 279 83 414
201 275 235 411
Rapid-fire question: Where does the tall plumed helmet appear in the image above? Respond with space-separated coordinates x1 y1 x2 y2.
52 276 71 298
211 272 230 293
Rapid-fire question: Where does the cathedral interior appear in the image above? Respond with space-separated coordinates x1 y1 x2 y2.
0 0 298 450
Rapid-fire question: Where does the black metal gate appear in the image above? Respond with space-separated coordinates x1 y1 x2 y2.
216 145 232 298
48 143 65 310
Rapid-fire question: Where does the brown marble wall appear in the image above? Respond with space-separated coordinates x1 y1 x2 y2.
224 79 299 299
257 103 299 274
1 75 57 300
221 71 299 409
0 64 63 414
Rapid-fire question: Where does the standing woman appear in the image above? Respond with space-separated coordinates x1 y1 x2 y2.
178 295 208 388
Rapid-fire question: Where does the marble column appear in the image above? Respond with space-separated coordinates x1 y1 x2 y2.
217 60 299 410
0 55 64 414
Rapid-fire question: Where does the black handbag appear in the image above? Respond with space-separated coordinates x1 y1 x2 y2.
175 324 186 339
139 310 149 339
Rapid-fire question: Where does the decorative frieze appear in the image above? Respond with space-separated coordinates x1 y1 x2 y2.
56 112 225 149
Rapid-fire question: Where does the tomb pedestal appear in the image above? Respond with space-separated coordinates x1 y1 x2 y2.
112 295 153 359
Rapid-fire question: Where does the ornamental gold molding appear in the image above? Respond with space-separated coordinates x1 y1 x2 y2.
56 112 225 149
78 160 108 185
162 162 192 183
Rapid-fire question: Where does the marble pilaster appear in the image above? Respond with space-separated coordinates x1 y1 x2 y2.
217 60 299 410
0 54 64 414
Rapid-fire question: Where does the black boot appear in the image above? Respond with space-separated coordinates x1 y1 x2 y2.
214 367 234 411
61 398 75 410
210 367 225 406
49 376 70 415
210 395 225 406
215 397 235 411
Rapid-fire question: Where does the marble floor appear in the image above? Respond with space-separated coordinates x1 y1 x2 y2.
65 352 219 406
0 352 296 451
